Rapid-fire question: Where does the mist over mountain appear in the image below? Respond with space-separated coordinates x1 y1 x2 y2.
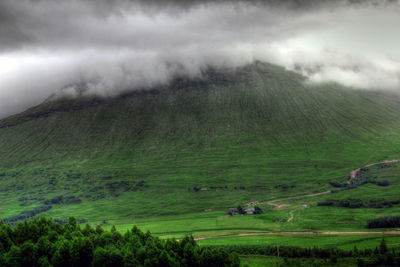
1 65 400 267
0 0 399 118
2 62 400 220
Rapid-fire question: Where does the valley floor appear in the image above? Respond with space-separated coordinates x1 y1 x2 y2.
81 160 400 267
91 160 399 243
4 154 400 265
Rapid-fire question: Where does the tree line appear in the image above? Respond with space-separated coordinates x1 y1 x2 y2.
367 216 400 229
0 217 240 267
317 198 399 209
213 239 400 266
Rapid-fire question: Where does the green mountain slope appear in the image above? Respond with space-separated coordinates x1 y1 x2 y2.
1 62 400 221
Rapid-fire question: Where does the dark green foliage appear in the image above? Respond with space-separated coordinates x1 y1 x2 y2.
329 182 348 188
0 217 240 267
18 197 46 207
368 199 393 209
92 247 123 267
379 239 388 254
254 206 263 214
274 184 296 190
237 206 245 215
44 196 81 205
53 218 87 225
210 244 354 258
356 239 400 266
330 165 392 193
369 180 390 186
318 198 364 208
3 206 52 224
317 198 398 209
105 181 146 195
213 240 400 265
367 216 400 228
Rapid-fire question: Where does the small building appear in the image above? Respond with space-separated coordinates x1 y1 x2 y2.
301 205 308 209
245 208 255 215
245 201 259 207
200 187 208 191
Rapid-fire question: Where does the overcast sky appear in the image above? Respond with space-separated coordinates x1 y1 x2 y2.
0 0 399 118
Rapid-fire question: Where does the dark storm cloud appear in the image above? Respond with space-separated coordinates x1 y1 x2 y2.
0 0 399 118
0 0 395 51
0 0 295 50
0 1 30 50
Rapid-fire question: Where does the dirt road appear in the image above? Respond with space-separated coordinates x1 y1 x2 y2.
287 211 294 222
260 159 400 223
263 191 331 208
263 159 400 207
347 159 400 184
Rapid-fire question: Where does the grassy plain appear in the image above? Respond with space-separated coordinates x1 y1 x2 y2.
95 163 400 254
239 255 358 267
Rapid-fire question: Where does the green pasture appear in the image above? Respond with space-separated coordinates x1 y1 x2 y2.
239 255 358 267
199 234 400 250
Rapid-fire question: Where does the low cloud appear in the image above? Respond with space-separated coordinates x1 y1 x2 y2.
0 0 399 118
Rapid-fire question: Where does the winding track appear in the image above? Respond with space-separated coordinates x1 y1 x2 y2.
263 191 332 209
253 159 400 227
265 159 400 210
287 211 294 222
347 159 400 184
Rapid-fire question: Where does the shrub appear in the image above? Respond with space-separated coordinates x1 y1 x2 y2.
3 206 52 224
367 216 400 228
329 182 347 188
254 206 263 214
318 198 399 209
317 198 364 208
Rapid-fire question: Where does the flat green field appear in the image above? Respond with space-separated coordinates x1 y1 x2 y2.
239 255 358 267
199 235 400 250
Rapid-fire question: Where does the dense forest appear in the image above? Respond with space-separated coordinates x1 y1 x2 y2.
0 217 240 267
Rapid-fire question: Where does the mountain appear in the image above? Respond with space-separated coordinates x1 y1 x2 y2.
1 61 400 222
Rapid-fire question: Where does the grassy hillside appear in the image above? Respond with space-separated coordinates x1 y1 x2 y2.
1 61 400 222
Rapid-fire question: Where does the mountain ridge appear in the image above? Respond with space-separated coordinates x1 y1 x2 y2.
1 61 400 220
